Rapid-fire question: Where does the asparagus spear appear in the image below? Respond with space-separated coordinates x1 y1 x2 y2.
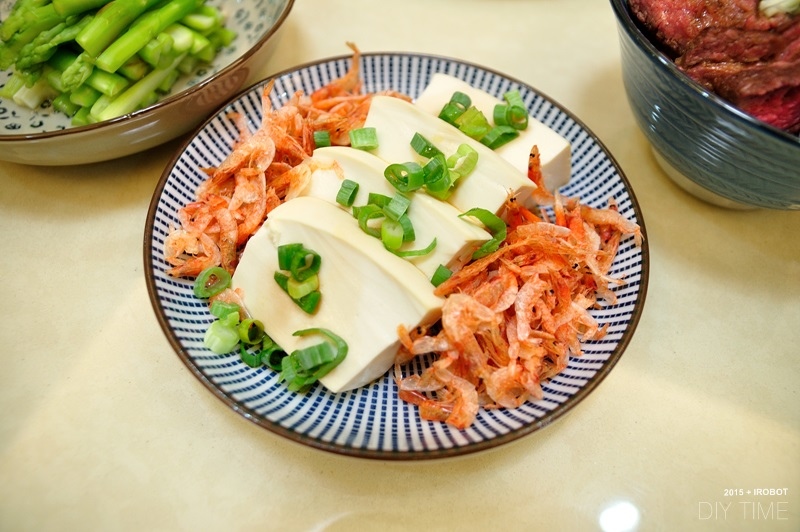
76 0 162 57
95 0 202 73
0 4 68 69
91 51 186 121
15 14 93 70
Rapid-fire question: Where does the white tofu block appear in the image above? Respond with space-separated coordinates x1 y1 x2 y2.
302 146 492 278
414 73 572 193
232 196 443 393
364 95 535 214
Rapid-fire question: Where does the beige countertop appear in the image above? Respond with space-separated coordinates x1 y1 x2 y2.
1 0 798 530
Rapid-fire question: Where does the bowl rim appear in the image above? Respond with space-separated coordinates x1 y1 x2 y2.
143 50 651 460
0 0 295 143
609 0 800 146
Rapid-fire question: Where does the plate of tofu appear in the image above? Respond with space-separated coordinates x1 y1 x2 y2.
145 52 649 459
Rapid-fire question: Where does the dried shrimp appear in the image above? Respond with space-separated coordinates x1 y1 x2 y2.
163 42 411 278
393 146 643 430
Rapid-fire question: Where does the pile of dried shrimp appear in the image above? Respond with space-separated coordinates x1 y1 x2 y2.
394 147 642 429
163 42 410 278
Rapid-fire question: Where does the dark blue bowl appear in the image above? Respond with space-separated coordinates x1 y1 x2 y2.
610 0 800 210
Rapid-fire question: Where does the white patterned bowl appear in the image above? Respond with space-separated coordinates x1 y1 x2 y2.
0 0 294 165
144 53 650 460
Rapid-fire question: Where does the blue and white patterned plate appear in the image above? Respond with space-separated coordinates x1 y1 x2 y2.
144 53 650 460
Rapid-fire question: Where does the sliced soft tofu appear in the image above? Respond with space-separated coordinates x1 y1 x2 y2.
300 146 492 278
414 73 572 193
231 195 443 393
363 95 535 215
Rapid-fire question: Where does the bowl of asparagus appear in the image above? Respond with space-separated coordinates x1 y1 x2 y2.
0 0 294 165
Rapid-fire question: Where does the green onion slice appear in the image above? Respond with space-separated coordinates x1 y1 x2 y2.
393 237 437 258
336 179 359 207
446 144 478 179
504 89 525 109
384 162 425 193
398 214 416 242
262 339 288 372
289 247 321 282
480 125 519 150
410 132 443 158
383 193 411 221
287 274 319 300
367 192 392 208
239 344 262 368
354 204 385 238
493 104 528 131
460 208 507 259
193 266 231 298
209 300 240 320
438 101 466 125
450 91 472 109
455 106 491 140
431 264 453 287
277 243 304 271
204 320 240 354
381 218 404 251
313 130 331 148
292 328 348 379
294 291 321 314
237 318 265 345
349 127 379 150
278 328 348 392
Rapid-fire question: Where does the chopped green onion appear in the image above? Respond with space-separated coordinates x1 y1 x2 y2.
193 266 231 298
277 243 303 271
422 153 447 185
313 130 331 148
275 244 323 314
431 264 453 287
274 272 321 315
383 193 411 221
261 336 288 371
293 341 337 372
278 328 348 392
503 89 525 109
446 144 479 179
204 319 239 354
422 156 452 200
294 290 321 314
336 179 359 207
437 92 472 125
237 318 265 345
493 104 528 130
480 125 519 150
410 132 443 158
287 274 319 300
460 208 507 259
291 328 348 380
455 106 491 140
438 101 466 125
239 344 262 368
398 213 416 242
289 247 321 282
367 192 392 208
354 204 385 238
381 218 404 251
393 238 437 258
209 300 240 320
349 126 378 150
384 162 425 193
450 91 471 109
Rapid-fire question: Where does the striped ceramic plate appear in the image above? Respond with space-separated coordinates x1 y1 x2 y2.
144 52 649 460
